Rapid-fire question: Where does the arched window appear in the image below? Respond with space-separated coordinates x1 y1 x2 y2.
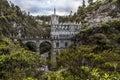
65 42 68 47
56 42 59 48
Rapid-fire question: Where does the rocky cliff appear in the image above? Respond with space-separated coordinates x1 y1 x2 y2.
84 0 120 27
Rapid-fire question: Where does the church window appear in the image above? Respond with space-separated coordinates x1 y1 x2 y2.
62 26 64 30
65 26 67 30
56 42 59 48
63 26 65 30
67 26 70 30
65 42 68 47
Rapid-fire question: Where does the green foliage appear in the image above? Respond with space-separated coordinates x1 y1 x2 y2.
0 38 44 80
88 0 93 5
25 42 36 52
53 20 120 80
0 0 49 38
1 0 120 80
112 20 120 31
24 77 37 80
82 0 86 7
40 42 52 54
42 68 120 80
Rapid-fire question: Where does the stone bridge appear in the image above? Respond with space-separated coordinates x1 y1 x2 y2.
22 38 72 62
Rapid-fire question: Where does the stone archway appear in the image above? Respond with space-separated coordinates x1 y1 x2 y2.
24 41 37 52
39 41 52 60
39 41 52 54
39 41 53 70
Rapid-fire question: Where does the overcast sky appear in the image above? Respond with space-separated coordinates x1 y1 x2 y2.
8 0 95 16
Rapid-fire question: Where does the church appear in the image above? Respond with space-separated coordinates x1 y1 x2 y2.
50 8 82 50
51 8 82 39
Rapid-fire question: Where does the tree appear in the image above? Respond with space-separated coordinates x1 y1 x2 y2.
117 0 120 3
0 38 44 80
88 0 93 5
108 0 112 2
82 0 86 8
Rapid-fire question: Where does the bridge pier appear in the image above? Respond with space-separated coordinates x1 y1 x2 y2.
36 46 40 55
51 49 56 63
36 41 40 55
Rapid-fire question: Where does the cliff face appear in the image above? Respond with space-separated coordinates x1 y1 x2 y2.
84 0 120 27
93 1 120 17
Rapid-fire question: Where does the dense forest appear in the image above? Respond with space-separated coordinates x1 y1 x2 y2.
0 0 120 80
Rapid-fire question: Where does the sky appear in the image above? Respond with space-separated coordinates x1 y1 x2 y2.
8 0 95 16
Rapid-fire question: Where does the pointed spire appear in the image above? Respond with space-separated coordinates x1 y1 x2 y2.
54 8 56 15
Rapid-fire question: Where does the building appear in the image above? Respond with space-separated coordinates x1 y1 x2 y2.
50 8 82 53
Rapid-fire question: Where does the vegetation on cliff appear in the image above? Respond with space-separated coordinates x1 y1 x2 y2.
0 0 120 80
0 0 50 38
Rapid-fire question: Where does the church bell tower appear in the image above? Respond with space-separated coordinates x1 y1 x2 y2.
51 8 59 25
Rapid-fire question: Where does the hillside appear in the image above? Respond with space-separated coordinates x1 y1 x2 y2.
0 0 49 39
74 20 120 52
69 0 120 27
84 0 120 27
1 0 120 80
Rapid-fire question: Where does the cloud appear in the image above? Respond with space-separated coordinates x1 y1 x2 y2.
8 0 94 16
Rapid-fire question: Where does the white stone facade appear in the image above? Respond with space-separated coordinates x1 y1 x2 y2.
51 8 82 39
50 8 82 52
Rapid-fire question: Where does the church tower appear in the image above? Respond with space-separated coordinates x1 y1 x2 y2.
51 8 59 39
51 8 59 25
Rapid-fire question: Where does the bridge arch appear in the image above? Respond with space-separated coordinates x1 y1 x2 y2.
25 42 36 52
39 40 52 45
39 41 53 69
39 40 52 54
22 40 37 45
22 40 38 52
22 39 52 54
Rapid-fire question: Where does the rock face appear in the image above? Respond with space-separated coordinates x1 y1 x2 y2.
85 1 120 27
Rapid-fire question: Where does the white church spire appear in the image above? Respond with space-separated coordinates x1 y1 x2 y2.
54 8 56 15
51 8 59 25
